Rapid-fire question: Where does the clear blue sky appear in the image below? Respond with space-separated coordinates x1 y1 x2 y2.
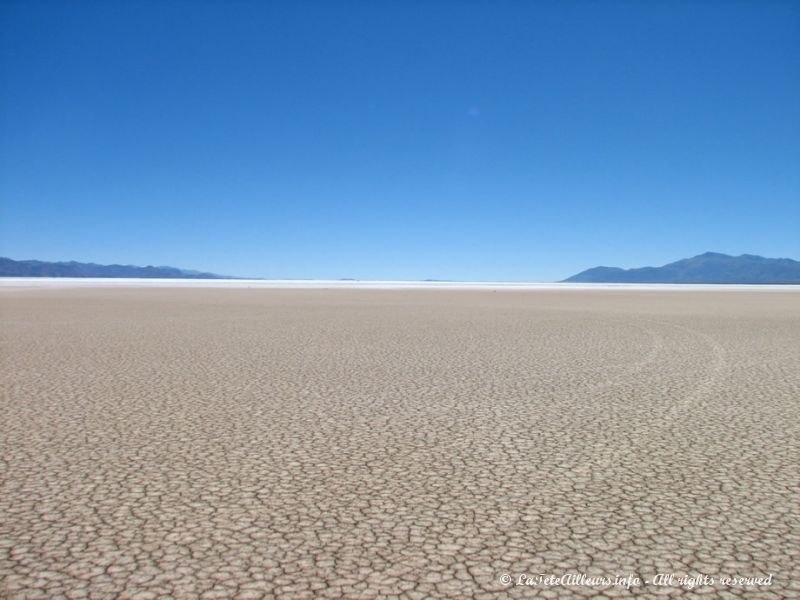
1 0 798 280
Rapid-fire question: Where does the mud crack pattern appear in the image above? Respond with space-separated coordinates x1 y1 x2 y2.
1 288 798 598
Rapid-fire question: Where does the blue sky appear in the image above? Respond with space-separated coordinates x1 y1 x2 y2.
1 0 798 280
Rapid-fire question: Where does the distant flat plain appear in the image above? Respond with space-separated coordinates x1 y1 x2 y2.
1 283 798 598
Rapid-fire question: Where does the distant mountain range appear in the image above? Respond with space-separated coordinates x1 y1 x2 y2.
0 257 238 279
4 253 799 283
563 252 800 284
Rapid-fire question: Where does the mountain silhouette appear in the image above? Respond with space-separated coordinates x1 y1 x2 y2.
0 257 238 279
563 252 800 284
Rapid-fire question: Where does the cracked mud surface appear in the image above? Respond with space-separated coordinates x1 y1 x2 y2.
1 288 798 598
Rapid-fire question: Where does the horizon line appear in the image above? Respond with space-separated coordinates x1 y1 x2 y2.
2 278 800 292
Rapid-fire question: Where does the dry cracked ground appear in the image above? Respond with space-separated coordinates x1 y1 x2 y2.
1 287 798 599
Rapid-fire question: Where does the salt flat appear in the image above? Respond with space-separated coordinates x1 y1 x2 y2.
1 287 798 598
2 277 800 291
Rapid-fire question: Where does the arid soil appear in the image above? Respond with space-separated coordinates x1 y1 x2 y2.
1 288 798 598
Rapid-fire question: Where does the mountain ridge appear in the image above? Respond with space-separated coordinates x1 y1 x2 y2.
563 252 800 284
0 257 240 279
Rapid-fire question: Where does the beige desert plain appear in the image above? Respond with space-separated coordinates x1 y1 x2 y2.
1 284 798 599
